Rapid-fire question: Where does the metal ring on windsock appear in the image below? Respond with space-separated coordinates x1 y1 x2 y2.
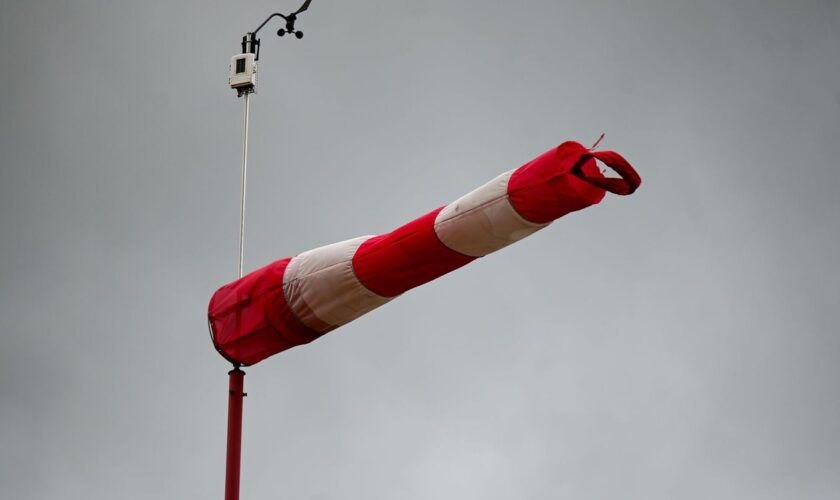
209 140 641 366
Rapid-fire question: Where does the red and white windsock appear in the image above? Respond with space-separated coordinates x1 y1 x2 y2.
208 140 641 366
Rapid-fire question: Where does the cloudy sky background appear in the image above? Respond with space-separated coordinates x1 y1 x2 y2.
1 1 839 499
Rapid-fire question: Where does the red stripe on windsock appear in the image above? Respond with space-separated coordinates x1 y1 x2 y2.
507 141 606 224
209 258 322 366
352 208 476 297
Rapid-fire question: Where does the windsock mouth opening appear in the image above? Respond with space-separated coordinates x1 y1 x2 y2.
571 150 641 196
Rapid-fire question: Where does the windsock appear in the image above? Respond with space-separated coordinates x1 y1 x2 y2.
208 140 641 366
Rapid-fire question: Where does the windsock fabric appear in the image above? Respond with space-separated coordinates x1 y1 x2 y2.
208 140 641 366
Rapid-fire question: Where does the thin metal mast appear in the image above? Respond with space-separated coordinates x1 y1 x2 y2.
238 92 251 278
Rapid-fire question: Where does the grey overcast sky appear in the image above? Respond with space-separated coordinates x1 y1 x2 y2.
1 1 839 499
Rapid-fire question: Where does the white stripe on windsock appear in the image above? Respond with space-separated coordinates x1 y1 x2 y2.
434 171 549 257
283 236 391 332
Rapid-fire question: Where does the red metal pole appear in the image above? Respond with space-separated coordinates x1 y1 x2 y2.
225 367 246 500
